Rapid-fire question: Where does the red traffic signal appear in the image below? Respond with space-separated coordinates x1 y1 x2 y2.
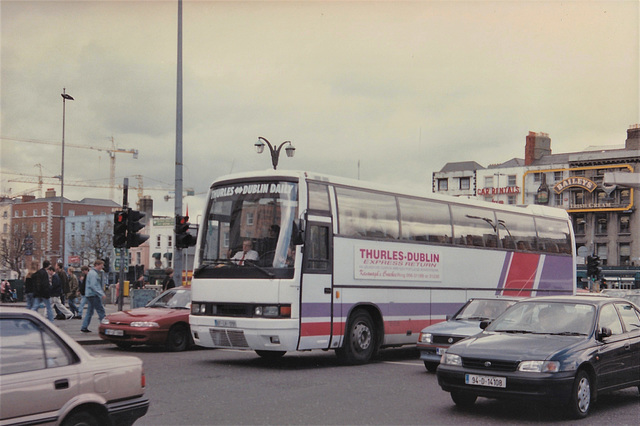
113 210 128 248
175 214 197 249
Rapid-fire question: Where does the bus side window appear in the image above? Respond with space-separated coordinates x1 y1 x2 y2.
304 224 331 273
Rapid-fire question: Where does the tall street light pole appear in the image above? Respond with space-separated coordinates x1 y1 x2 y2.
174 0 184 284
60 88 74 264
254 137 295 170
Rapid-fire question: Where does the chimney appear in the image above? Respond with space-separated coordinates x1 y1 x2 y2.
45 188 56 198
21 195 36 202
137 196 153 225
626 124 640 150
525 131 551 166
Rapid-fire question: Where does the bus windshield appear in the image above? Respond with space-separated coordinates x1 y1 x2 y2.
197 180 298 274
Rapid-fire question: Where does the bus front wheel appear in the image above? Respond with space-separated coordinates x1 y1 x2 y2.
336 309 378 365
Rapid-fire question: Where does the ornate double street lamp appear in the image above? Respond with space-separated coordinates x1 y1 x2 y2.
60 89 74 262
254 136 295 170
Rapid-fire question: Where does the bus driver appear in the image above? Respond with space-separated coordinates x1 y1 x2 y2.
231 240 259 265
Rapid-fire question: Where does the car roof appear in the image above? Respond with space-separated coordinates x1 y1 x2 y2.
518 295 630 306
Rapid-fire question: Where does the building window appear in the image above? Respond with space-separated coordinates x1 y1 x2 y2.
22 210 27 217
437 178 448 191
573 190 584 206
71 235 75 245
596 243 608 266
484 176 494 187
246 212 254 226
71 223 75 231
554 193 563 206
533 173 541 183
41 209 46 215
136 252 141 265
507 195 516 205
595 213 607 235
554 171 563 181
507 175 517 186
619 215 630 234
573 214 586 235
168 236 172 247
620 189 631 206
41 222 45 232
156 235 161 248
571 169 585 177
32 223 37 232
2 211 7 218
619 243 631 266
2 224 6 233
33 209 37 216
459 177 470 190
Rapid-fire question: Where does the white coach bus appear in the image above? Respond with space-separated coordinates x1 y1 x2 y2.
189 170 575 364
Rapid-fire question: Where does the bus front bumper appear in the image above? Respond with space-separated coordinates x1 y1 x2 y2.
190 316 299 351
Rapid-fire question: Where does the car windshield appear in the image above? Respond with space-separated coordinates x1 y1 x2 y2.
146 288 191 309
198 180 298 270
487 301 596 335
455 299 517 321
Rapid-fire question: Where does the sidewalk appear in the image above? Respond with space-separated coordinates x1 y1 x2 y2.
1 299 130 345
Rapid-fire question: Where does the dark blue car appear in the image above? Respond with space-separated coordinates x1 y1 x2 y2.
436 295 640 419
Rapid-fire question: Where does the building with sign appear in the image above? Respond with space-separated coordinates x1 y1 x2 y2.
433 125 640 288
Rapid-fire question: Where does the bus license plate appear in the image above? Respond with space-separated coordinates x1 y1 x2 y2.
215 319 237 328
465 374 506 388
105 329 124 336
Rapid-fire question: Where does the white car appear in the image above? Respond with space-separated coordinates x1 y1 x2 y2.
0 307 149 426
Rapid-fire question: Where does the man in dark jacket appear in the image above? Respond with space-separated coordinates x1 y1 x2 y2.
31 261 55 321
51 263 73 320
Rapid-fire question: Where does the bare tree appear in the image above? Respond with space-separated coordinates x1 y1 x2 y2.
0 227 31 280
68 218 113 266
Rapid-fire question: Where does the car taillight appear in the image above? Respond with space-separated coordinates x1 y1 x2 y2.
141 368 146 388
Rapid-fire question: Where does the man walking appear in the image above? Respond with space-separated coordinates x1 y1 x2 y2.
51 263 74 320
31 261 55 322
67 267 80 318
81 259 106 333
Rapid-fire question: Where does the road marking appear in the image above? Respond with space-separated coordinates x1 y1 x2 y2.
384 361 423 366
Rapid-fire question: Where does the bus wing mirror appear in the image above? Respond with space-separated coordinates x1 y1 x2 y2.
293 219 305 245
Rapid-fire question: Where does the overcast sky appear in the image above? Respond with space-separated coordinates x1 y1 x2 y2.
1 0 638 218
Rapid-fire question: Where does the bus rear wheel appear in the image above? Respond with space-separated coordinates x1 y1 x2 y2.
336 309 378 365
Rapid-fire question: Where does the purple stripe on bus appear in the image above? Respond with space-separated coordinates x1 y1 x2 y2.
496 252 512 295
537 255 574 294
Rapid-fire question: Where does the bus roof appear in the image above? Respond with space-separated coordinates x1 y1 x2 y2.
209 169 569 221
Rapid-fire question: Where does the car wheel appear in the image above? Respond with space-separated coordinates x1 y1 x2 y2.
61 410 103 426
450 391 477 408
424 361 438 372
255 350 286 359
165 324 190 352
336 309 378 365
116 342 132 350
568 370 592 419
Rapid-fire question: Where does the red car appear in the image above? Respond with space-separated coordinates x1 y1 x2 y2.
99 287 192 351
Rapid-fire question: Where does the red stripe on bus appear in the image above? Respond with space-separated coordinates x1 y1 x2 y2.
300 318 441 337
502 252 539 296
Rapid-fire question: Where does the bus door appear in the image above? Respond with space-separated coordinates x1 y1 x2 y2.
297 216 334 350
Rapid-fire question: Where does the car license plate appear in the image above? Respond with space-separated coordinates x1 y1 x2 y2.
105 329 124 336
436 347 446 355
215 319 237 328
465 374 506 388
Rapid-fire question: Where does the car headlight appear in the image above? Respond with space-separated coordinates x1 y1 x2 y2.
130 321 160 328
101 318 110 325
418 332 433 344
441 353 462 366
518 360 560 373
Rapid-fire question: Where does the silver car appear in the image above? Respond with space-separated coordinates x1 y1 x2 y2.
0 307 149 426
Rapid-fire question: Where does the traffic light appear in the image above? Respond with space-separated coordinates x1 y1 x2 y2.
586 255 602 278
113 210 128 248
175 214 197 249
127 209 149 248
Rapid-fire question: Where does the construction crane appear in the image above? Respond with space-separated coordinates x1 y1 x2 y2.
1 136 138 200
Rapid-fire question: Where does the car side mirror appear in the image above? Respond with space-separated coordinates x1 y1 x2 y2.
479 320 491 330
597 327 612 340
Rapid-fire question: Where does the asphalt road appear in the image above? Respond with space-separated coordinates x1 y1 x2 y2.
86 345 640 425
